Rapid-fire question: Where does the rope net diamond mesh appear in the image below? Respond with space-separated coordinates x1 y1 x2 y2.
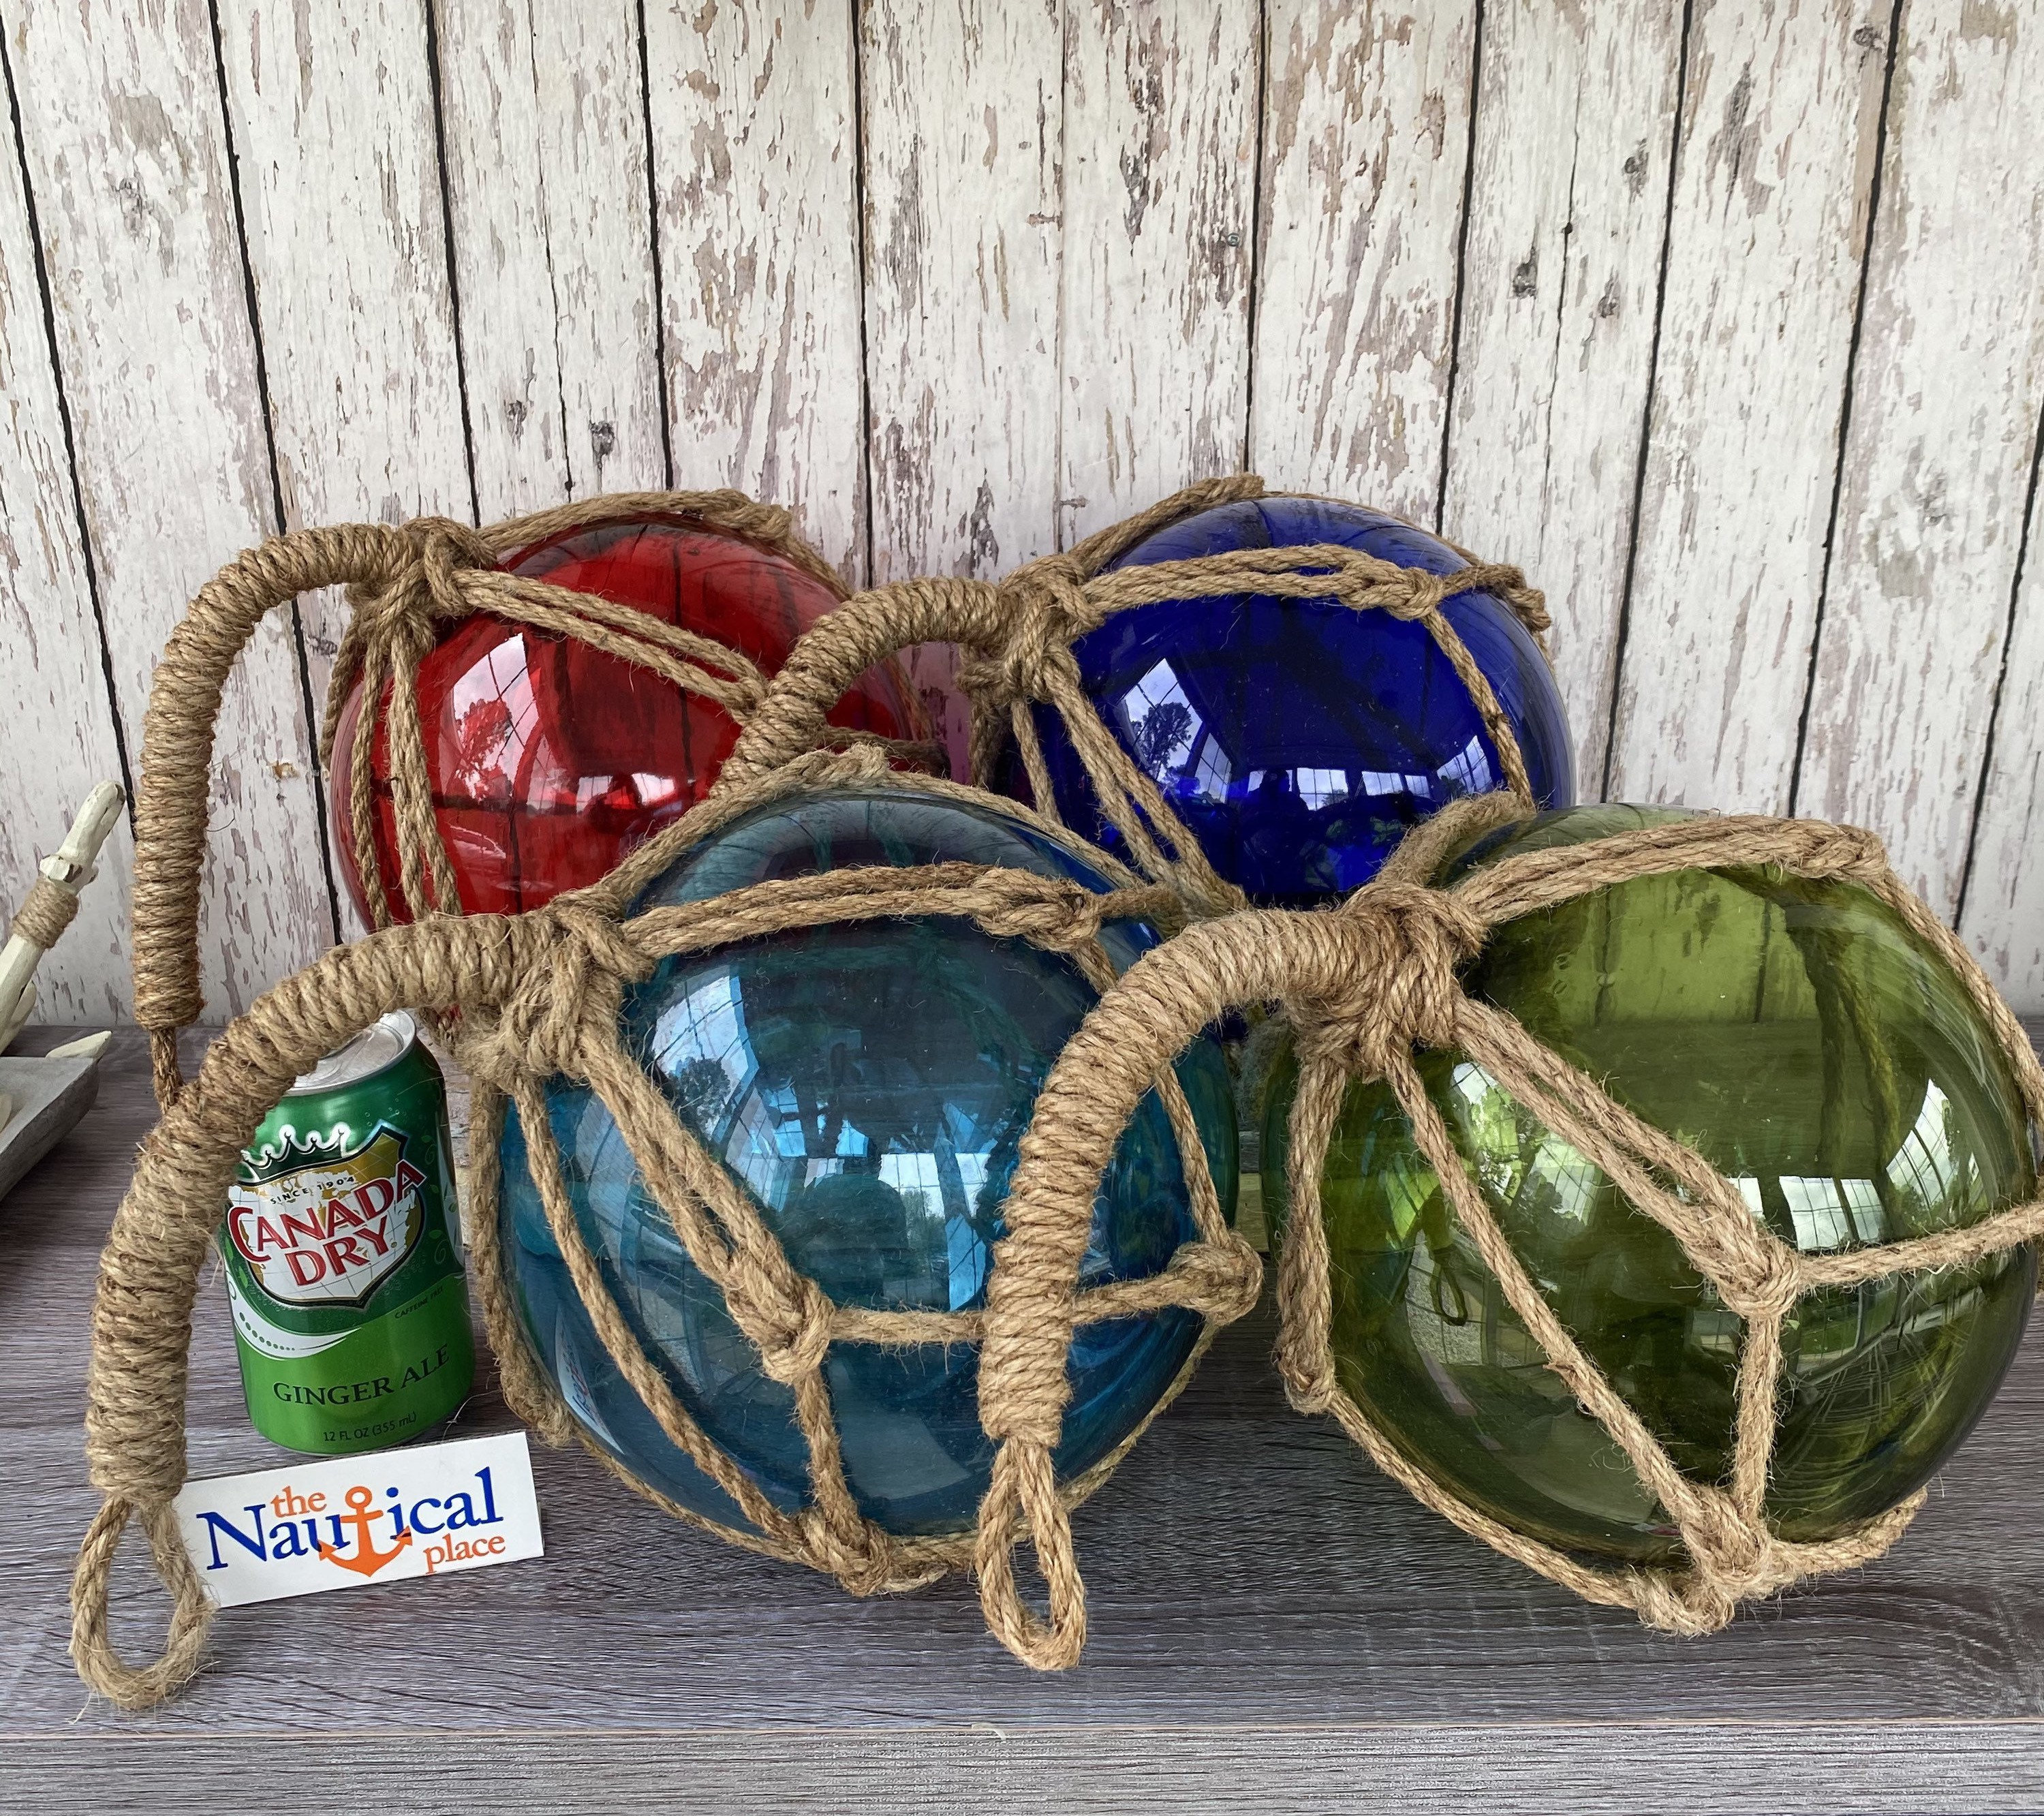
65 476 2041 1710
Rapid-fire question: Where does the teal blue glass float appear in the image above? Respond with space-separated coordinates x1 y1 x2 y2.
499 786 1238 1537
1008 495 1575 905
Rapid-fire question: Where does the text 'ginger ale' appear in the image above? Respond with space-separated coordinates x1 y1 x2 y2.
221 1011 476 1454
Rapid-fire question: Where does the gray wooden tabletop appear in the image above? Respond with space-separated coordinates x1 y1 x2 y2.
5 1026 2044 1815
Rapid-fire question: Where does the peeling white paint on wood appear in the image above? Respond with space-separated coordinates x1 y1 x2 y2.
435 0 668 517
3 0 332 1023
858 0 1064 776
3 2 2044 1018
1962 481 2044 1007
0 102 135 1024
642 0 865 581
1797 0 2044 923
1059 4 1257 548
217 0 473 946
1441 0 1683 793
1607 0 1889 814
1251 1 1474 526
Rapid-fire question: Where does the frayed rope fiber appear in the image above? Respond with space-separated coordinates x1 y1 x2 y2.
72 477 2041 1708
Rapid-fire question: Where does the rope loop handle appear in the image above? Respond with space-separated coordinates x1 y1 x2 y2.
976 792 2044 1648
130 490 863 1110
714 474 1559 921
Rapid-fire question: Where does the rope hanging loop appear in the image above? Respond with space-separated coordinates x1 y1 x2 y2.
1241 794 2044 1636
129 488 936 1109
100 472 1932 1709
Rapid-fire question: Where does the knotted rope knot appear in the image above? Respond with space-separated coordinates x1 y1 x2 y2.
1166 1232 1266 1325
809 736 895 784
1275 1347 1340 1417
1455 561 1549 640
1372 561 1459 623
483 899 656 1083
1795 820 1890 884
1625 1552 1767 1638
344 514 499 653
726 1267 835 1387
1712 1242 1806 1325
954 554 1091 715
998 549 1091 630
810 1516 905 1598
1292 880 1489 1079
969 876 1185 954
403 513 500 606
1635 1496 1806 1637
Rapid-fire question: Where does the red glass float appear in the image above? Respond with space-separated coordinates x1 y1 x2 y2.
330 514 916 922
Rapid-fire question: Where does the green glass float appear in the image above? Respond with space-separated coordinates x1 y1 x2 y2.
1265 804 2037 1563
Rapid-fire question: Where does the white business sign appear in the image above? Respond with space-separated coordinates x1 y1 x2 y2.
172 1430 544 1608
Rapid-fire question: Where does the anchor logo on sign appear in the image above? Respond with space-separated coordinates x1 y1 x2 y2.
317 1484 413 1579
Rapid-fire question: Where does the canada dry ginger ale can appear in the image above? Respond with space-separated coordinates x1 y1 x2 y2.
221 1011 476 1454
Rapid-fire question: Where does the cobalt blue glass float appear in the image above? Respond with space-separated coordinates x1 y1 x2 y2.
1008 494 1576 904
497 786 1239 1537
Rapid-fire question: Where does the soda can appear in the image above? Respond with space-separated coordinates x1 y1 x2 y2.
220 1011 476 1455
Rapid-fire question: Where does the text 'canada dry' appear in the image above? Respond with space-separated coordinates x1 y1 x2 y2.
221 1011 476 1454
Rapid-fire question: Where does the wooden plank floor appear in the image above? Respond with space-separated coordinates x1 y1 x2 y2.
5 1028 2044 1813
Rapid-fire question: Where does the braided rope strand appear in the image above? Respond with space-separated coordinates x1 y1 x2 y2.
84 478 2032 1711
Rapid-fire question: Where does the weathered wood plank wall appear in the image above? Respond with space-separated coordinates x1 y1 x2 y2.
1 0 2039 1019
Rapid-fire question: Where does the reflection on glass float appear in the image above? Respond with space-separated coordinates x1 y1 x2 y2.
1006 495 1575 905
1264 805 2037 1562
499 787 1239 1537
330 514 915 923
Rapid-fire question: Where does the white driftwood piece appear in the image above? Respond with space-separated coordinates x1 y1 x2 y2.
0 781 125 1049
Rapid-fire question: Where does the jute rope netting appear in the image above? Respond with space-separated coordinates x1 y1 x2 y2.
90 470 1519 1706
129 485 940 1109
979 788 2044 1649
92 470 1853 1705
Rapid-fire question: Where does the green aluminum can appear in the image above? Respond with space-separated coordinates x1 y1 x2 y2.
221 1010 476 1454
